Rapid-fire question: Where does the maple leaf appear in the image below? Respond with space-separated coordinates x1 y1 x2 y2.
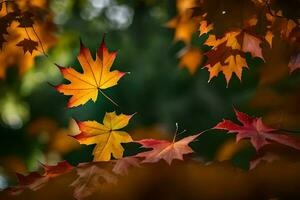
73 112 134 161
204 30 263 85
40 161 74 177
16 38 38 54
8 161 73 195
178 47 203 74
166 8 200 44
176 0 198 13
135 133 201 165
242 32 263 59
214 108 300 151
199 19 213 35
265 12 298 41
55 36 126 108
112 157 140 175
207 54 248 85
71 162 117 200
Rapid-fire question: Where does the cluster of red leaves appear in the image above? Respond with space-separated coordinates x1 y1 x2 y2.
7 135 203 200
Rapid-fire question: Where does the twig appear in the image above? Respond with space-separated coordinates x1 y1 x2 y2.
31 25 48 57
24 27 31 40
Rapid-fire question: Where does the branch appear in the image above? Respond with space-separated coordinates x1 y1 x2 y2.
32 25 48 57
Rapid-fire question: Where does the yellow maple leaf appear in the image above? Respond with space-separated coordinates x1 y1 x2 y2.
74 112 134 161
223 55 247 84
225 31 241 50
55 37 126 108
204 34 227 48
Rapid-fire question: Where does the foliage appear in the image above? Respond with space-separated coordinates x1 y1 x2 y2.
0 0 300 199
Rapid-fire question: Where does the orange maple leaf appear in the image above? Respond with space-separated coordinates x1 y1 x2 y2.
204 30 264 85
166 0 202 44
55 36 126 108
199 19 214 36
179 47 203 74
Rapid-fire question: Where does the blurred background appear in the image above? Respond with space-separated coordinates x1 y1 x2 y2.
0 0 300 192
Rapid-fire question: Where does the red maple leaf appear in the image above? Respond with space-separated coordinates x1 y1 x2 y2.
112 157 140 175
8 161 73 195
135 133 201 165
214 108 300 151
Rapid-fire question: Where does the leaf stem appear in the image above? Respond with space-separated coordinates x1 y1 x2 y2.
24 27 31 40
172 123 179 143
98 89 119 107
31 25 48 57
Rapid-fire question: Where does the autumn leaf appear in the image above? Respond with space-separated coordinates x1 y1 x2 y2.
16 38 38 54
71 162 117 200
166 1 201 44
135 133 201 165
199 19 213 35
178 47 203 74
204 30 263 85
55 36 126 108
40 161 73 177
214 108 300 151
73 112 134 161
265 12 298 41
242 32 263 59
8 161 73 195
176 0 198 13
112 157 140 175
